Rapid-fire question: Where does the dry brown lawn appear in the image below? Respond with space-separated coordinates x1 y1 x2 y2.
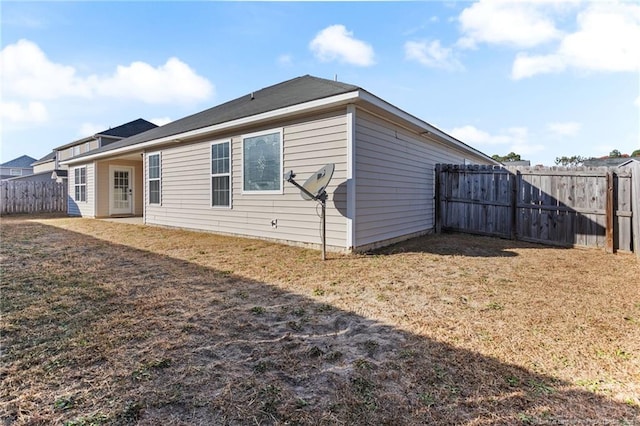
1 214 639 425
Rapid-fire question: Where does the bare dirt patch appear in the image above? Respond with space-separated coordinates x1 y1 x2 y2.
1 216 639 425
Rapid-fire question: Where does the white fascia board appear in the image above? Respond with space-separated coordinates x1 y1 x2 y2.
61 91 361 166
358 91 498 164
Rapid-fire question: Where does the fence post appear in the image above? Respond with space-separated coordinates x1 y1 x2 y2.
605 171 615 253
435 164 442 234
510 169 518 240
629 162 640 259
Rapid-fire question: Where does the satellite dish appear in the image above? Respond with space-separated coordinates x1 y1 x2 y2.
284 163 336 260
301 163 335 200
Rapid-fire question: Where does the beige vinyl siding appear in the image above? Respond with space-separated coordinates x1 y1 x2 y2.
68 163 95 217
354 110 490 248
145 111 349 250
59 148 73 161
59 140 99 161
33 161 55 174
95 159 143 217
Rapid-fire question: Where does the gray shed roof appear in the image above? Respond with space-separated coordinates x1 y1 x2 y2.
71 75 359 159
1 155 38 168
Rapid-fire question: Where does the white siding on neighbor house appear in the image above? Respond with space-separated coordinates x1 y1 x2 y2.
68 163 95 217
144 111 349 250
354 109 490 248
33 161 55 174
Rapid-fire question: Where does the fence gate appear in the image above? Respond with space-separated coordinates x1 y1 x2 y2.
435 164 638 254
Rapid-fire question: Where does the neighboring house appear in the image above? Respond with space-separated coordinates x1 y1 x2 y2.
61 75 497 252
582 157 640 168
502 160 531 167
618 158 640 168
6 170 66 183
0 155 37 180
30 118 158 183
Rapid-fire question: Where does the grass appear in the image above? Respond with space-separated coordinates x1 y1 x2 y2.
1 214 639 424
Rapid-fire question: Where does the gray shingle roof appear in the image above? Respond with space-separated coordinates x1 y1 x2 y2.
1 155 38 168
73 75 360 159
55 118 158 150
582 157 640 167
98 118 158 138
32 151 56 165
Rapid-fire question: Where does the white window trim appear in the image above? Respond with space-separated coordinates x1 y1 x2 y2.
210 140 232 209
9 168 22 176
147 152 162 206
241 128 284 195
73 166 87 203
72 146 80 157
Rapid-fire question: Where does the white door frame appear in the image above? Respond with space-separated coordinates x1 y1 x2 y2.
109 165 134 216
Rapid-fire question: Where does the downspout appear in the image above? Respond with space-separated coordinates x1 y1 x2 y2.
346 104 356 252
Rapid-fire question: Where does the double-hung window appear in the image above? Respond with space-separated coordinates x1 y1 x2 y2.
242 129 282 193
74 167 86 202
148 153 161 205
211 141 231 207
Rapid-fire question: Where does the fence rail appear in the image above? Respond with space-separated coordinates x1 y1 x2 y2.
435 164 638 255
0 181 67 215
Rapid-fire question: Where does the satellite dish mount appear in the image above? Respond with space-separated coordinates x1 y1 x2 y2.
284 163 335 260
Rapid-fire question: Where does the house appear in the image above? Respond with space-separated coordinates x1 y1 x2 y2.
30 118 158 182
61 75 497 252
502 160 531 167
618 158 640 168
582 157 640 168
0 155 37 180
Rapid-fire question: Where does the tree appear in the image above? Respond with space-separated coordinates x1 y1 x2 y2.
491 152 522 162
555 155 588 166
609 149 622 158
631 149 640 157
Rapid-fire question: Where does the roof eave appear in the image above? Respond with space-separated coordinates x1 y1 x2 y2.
356 91 498 164
62 87 496 166
62 90 361 165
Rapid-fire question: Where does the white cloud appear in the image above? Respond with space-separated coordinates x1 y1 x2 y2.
77 122 106 137
635 95 640 108
150 117 172 127
404 40 463 71
277 54 293 66
512 2 640 79
1 39 92 99
0 39 214 104
547 121 582 137
94 58 213 104
450 124 544 156
0 101 48 123
457 0 562 49
511 53 565 80
309 25 375 66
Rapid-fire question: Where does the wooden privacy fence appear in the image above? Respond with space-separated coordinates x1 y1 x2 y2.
435 164 639 255
0 181 67 215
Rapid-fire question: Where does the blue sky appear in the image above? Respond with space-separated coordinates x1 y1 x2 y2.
1 1 639 165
